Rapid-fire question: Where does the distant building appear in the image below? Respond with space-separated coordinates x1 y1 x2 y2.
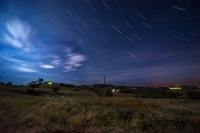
169 86 182 90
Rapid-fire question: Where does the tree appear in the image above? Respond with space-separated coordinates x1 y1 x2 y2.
7 82 12 85
38 78 44 85
28 78 44 90
28 81 38 90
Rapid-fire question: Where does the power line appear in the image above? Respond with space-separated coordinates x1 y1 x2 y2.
106 47 200 79
187 0 200 64
142 48 200 68
104 75 105 89
87 47 200 84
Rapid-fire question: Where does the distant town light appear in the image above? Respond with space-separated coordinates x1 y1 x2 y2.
169 87 182 90
112 89 115 92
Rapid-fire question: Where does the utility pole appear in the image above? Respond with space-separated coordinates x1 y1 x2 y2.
104 75 105 89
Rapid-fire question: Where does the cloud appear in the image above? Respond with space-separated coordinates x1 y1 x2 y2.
18 67 37 72
74 64 82 67
64 66 74 71
64 48 86 72
70 55 86 62
1 19 32 51
40 65 55 69
1 57 25 63
43 54 60 59
51 59 61 66
1 55 38 73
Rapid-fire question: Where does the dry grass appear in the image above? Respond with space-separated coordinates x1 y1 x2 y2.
0 86 200 133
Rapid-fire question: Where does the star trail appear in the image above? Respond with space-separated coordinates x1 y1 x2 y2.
0 0 199 86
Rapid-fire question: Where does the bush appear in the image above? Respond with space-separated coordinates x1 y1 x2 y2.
90 86 103 96
187 91 200 100
51 85 60 92
28 83 39 90
73 88 79 91
168 92 183 99
104 87 113 97
90 86 113 97
26 90 41 95
26 90 47 95
40 84 51 88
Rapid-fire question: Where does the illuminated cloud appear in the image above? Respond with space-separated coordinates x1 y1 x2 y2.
64 48 86 72
64 66 74 71
40 65 55 69
44 54 60 59
70 55 86 62
1 19 32 51
51 59 61 66
18 67 37 72
1 57 25 63
74 64 82 67
1 56 37 73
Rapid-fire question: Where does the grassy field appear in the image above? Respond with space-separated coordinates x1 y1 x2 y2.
0 85 200 133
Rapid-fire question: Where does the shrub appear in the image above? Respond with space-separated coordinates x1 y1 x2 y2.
73 88 79 91
90 86 113 97
168 92 183 99
26 90 41 95
28 82 39 90
104 87 113 97
51 85 60 92
90 86 103 96
25 90 47 95
187 91 200 100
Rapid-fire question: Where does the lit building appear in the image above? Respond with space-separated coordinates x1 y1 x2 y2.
169 86 182 90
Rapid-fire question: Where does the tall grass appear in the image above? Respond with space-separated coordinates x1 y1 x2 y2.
0 88 200 133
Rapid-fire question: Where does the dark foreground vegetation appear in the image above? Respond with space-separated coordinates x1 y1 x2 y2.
0 84 200 133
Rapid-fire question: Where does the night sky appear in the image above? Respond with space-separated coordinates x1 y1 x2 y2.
0 0 200 87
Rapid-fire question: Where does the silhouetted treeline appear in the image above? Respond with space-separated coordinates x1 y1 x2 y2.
77 85 89 89
114 86 200 99
59 82 76 88
0 81 12 85
1 80 199 99
92 84 115 88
